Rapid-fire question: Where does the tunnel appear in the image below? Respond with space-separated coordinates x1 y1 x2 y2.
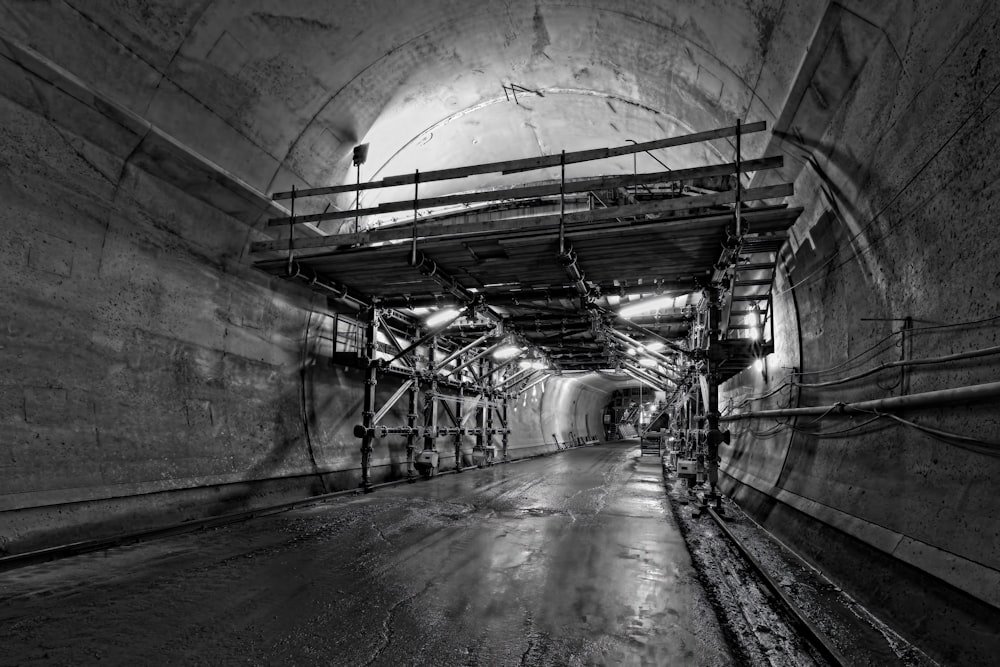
1 1 998 665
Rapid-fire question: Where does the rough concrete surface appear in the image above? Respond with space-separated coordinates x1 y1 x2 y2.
0 1 998 662
0 443 730 666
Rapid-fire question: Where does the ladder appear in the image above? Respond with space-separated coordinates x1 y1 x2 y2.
639 402 669 456
617 404 639 439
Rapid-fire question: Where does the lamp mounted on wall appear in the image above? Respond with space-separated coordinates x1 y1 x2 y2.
352 143 369 234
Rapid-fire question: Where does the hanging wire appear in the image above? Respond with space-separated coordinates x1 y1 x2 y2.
852 408 1000 458
794 314 1000 378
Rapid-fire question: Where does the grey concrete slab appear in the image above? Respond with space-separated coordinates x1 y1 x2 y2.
0 443 730 666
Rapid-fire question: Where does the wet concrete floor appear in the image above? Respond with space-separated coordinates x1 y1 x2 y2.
0 443 732 666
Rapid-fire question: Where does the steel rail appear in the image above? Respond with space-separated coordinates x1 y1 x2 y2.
705 507 849 666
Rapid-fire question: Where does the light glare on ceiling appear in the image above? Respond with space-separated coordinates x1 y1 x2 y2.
619 295 676 318
426 308 460 327
493 345 524 360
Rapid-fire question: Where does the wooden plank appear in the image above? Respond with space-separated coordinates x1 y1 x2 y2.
272 121 767 200
253 183 793 253
256 205 798 259
268 155 783 225
735 262 777 272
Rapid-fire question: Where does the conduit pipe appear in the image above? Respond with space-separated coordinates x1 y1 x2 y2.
437 333 492 369
623 368 661 392
285 260 368 309
517 372 552 396
619 359 675 388
496 366 535 391
442 339 508 377
605 328 682 379
723 381 1000 420
793 345 1000 388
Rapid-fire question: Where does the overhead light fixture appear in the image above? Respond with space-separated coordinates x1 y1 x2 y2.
493 345 525 360
627 347 637 356
645 341 665 352
638 357 657 368
425 308 460 327
619 295 676 318
352 143 369 235
519 359 547 370
352 143 369 167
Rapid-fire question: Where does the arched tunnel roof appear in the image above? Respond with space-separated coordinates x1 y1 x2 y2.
0 0 884 394
2 1 819 190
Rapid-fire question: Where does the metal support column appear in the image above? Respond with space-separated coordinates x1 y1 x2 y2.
359 307 379 493
424 335 438 454
406 375 418 482
704 286 727 510
485 386 495 461
501 396 510 461
454 385 464 472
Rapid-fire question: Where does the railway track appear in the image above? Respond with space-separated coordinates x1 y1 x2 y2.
662 466 938 667
703 504 849 666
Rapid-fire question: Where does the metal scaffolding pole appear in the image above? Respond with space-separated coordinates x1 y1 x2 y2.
359 307 379 493
406 376 418 482
704 286 725 509
502 397 510 460
454 385 464 472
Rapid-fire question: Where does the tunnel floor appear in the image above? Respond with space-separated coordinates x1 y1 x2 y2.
0 443 732 666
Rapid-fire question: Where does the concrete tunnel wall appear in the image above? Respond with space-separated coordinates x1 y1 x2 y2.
0 45 604 553
1 2 999 661
717 4 1000 662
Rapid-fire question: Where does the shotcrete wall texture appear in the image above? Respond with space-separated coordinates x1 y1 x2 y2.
721 3 1000 662
0 49 594 554
2 2 999 661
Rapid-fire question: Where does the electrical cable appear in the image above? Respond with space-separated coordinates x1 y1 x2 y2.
789 415 885 438
775 73 1000 298
857 409 1000 457
731 329 1000 410
791 345 1000 389
794 314 1000 378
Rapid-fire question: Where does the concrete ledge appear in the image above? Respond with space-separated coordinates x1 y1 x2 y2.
722 471 1000 666
722 468 1000 609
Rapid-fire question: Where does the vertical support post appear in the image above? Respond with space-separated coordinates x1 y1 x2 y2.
734 118 742 238
409 170 420 266
485 387 495 460
705 286 723 509
558 150 566 255
501 396 509 461
406 374 418 482
424 333 438 454
286 184 296 276
454 385 464 472
632 150 637 197
360 306 379 493
639 382 643 443
901 316 912 395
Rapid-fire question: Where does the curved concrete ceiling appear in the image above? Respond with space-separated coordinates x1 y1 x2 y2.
0 0 877 395
1 0 823 208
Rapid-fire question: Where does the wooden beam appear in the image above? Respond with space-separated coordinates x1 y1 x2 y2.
735 262 777 271
252 183 793 253
268 155 782 226
271 121 767 201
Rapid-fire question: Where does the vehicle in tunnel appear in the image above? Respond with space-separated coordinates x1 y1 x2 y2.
0 1 998 664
